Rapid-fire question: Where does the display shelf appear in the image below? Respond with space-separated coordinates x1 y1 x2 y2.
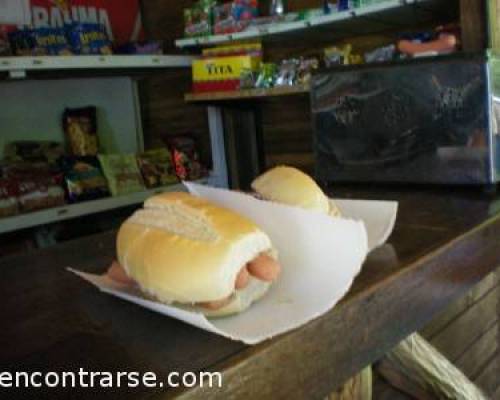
185 84 310 102
175 0 441 48
0 55 194 79
0 180 206 235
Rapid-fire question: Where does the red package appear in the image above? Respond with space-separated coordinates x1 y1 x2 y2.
165 136 207 181
0 179 19 219
4 163 65 213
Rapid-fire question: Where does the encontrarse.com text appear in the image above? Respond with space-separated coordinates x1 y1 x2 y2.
0 369 222 389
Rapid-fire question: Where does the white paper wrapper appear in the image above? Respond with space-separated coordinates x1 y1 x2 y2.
69 183 397 345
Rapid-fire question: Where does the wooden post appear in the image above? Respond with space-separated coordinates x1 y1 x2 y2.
460 0 487 51
326 367 372 400
488 0 500 50
377 334 488 400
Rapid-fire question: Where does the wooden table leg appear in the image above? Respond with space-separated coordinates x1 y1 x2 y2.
377 333 487 400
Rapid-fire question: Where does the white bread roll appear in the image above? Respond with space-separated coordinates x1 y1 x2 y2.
251 166 342 217
117 192 275 317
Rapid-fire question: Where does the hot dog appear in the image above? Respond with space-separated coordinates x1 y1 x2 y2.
114 192 281 317
108 251 279 311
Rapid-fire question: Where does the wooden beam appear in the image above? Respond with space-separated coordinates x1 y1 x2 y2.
460 0 487 51
326 367 372 400
377 334 488 400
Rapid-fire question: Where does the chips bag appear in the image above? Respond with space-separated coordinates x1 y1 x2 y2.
165 136 207 181
59 156 110 203
66 23 113 55
137 148 178 189
63 107 99 157
98 154 145 196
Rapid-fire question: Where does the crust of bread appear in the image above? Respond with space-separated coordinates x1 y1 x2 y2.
252 166 341 216
117 192 274 305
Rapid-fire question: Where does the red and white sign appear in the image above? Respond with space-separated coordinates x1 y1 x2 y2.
8 0 145 45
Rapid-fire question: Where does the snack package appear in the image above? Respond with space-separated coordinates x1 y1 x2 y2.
115 41 163 55
297 58 319 85
59 156 110 203
0 26 12 56
275 59 299 86
33 27 72 55
213 0 259 34
98 154 145 196
0 178 19 219
17 177 65 212
63 107 99 157
324 44 352 66
137 148 178 189
184 0 216 37
166 136 207 181
8 27 71 56
255 63 277 88
5 141 65 166
8 29 35 56
364 44 396 63
66 23 112 55
3 163 65 212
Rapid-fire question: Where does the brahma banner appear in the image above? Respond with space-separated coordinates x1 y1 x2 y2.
19 0 144 44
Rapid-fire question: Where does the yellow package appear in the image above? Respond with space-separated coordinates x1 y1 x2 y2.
192 55 262 82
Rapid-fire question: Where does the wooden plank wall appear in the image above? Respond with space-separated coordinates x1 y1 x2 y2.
258 0 459 173
374 266 500 399
138 1 212 165
138 1 460 174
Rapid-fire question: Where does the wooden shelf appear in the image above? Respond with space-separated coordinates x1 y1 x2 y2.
185 84 310 102
0 55 194 79
175 0 441 48
0 180 206 235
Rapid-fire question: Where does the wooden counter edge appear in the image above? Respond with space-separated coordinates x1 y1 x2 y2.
161 213 500 400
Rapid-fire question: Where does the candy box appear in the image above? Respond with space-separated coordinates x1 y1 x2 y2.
192 54 262 92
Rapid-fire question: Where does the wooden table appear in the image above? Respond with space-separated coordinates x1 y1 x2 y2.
1 186 500 400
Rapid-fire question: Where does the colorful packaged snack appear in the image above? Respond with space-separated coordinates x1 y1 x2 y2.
255 63 277 88
0 178 19 219
59 156 109 203
324 44 352 66
297 58 319 85
63 107 99 157
98 154 145 196
66 23 113 55
184 0 216 37
3 162 65 212
213 0 258 35
8 29 36 56
33 27 72 55
364 44 396 63
166 136 207 181
275 59 299 86
115 41 163 55
8 27 71 56
0 26 12 56
5 141 65 166
137 148 178 189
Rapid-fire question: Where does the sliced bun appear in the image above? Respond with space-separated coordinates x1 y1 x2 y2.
117 192 275 315
252 166 341 216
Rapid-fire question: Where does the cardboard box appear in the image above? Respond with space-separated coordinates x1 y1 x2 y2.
192 54 261 82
